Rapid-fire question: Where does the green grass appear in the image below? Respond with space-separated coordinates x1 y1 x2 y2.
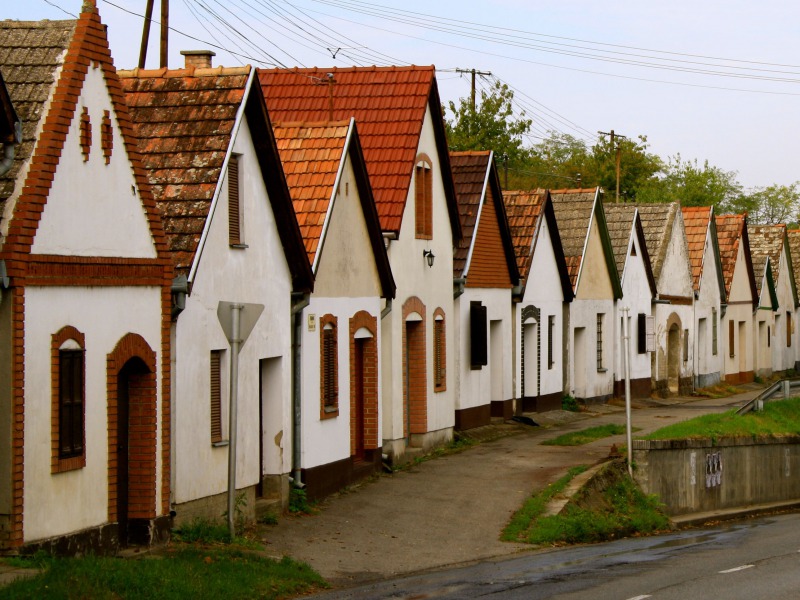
503 461 670 545
642 396 800 441
502 465 588 541
542 424 635 446
1 547 326 600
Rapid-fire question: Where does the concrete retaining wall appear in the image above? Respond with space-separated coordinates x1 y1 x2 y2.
632 435 800 516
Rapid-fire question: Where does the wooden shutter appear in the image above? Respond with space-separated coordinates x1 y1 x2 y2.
548 315 555 368
637 313 646 354
210 350 222 443
646 316 655 352
470 301 488 368
683 329 689 362
434 318 444 388
415 162 432 239
787 312 792 347
596 314 604 369
712 307 718 355
729 320 735 358
228 155 241 245
59 349 84 458
322 325 338 409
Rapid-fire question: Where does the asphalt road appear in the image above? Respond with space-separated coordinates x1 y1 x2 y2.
311 513 800 599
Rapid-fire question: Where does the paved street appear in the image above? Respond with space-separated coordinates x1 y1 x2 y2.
257 386 766 588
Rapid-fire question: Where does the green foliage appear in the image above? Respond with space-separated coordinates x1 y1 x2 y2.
642 396 800 441
259 513 278 526
726 182 800 226
2 548 326 599
636 154 742 207
589 134 662 202
289 487 314 514
542 424 635 446
561 394 579 412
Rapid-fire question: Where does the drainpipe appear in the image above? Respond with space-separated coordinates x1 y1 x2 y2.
381 298 392 319
0 120 21 177
0 260 8 309
453 277 466 299
171 274 188 319
291 291 310 488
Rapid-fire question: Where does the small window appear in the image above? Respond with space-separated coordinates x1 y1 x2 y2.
637 313 646 354
415 156 433 239
52 327 86 473
596 314 604 371
712 307 718 356
683 329 689 362
787 311 792 347
434 311 446 391
321 315 338 417
547 315 555 369
470 302 487 369
729 320 735 358
210 350 224 444
228 154 244 246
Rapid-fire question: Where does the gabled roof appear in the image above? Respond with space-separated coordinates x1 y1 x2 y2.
0 70 21 146
681 205 726 301
0 18 77 229
604 204 657 297
550 187 621 298
787 230 800 305
0 2 169 270
257 66 460 239
273 118 395 299
748 224 797 308
503 188 573 301
450 150 518 282
715 213 757 303
632 202 683 282
120 65 313 291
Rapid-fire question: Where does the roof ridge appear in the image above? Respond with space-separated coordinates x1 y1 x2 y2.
273 120 351 129
117 65 250 79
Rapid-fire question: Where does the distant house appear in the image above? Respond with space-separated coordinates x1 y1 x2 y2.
259 66 462 462
503 190 573 411
551 188 621 402
716 214 757 383
636 203 694 395
682 206 726 388
0 4 172 552
449 151 518 428
787 229 800 369
120 56 313 522
272 119 395 500
604 205 657 398
748 225 798 375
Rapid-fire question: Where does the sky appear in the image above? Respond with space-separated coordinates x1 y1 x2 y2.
8 0 800 190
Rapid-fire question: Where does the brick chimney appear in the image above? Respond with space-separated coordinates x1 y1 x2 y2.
180 50 216 69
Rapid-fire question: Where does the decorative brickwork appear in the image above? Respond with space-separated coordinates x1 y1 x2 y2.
106 333 157 523
101 109 112 164
8 287 25 547
402 297 427 437
79 106 91 161
51 326 87 474
414 153 433 240
432 307 446 392
319 314 338 420
349 311 378 457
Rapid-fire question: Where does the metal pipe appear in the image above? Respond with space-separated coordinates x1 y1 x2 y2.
622 306 633 477
227 303 242 537
380 297 392 319
291 293 310 488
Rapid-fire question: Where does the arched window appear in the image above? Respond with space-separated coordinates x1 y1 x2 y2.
433 308 446 392
320 314 339 418
51 326 86 473
415 154 433 239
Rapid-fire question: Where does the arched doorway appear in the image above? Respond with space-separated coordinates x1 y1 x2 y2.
667 323 680 394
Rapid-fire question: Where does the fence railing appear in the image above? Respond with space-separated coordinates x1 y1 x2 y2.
736 378 800 415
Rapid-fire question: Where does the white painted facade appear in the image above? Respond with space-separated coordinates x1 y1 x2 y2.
771 248 796 373
171 117 295 510
693 226 724 388
514 212 566 403
382 104 455 457
722 242 755 382
753 267 776 378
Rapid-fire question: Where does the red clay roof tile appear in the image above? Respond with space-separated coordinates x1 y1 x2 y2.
681 205 712 292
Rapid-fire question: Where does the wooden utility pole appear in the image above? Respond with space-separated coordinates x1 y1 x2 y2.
137 0 155 68
598 129 628 202
138 0 169 69
160 0 169 68
455 68 492 112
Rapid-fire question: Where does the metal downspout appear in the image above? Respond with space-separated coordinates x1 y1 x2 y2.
291 292 310 488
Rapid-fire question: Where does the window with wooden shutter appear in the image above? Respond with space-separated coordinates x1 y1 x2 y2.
228 154 243 246
683 329 689 362
787 312 792 347
548 315 555 369
729 320 735 358
637 313 646 354
59 349 84 459
434 313 446 391
470 301 488 369
210 350 223 444
712 307 718 355
415 155 432 239
320 315 339 417
596 314 604 370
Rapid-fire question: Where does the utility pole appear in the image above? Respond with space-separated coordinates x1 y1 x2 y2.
137 0 155 68
598 129 628 203
455 68 492 113
139 0 169 69
160 0 169 68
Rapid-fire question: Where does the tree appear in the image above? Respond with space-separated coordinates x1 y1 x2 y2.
636 155 742 207
726 182 800 225
588 134 662 202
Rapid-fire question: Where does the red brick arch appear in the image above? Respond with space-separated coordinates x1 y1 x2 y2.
107 333 157 523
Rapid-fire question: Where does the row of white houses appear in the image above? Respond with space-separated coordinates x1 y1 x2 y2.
1 4 799 554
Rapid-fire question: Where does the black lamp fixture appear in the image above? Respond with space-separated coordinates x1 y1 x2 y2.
423 249 435 268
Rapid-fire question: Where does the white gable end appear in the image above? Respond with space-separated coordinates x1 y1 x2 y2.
658 223 693 296
32 64 156 258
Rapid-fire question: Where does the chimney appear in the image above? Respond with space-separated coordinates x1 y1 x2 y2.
180 50 216 69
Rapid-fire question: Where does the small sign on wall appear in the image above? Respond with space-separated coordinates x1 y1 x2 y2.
308 314 316 332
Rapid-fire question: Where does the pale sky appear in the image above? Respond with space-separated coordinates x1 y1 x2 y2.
8 0 800 189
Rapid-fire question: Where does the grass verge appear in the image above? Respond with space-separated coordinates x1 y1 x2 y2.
1 546 326 600
542 424 636 446
503 461 670 545
642 396 800 441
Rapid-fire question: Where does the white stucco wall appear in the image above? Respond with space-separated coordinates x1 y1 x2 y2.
754 274 775 376
723 243 755 379
31 65 156 259
172 118 294 505
693 229 724 385
23 286 163 542
772 251 796 372
516 214 565 400
381 105 455 450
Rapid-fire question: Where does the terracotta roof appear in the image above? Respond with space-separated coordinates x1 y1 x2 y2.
0 19 76 222
549 188 599 287
787 230 800 299
272 121 349 265
748 224 786 296
258 66 459 237
119 66 251 273
715 213 744 296
631 202 680 281
502 189 547 282
450 150 491 277
603 204 636 277
681 205 713 291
